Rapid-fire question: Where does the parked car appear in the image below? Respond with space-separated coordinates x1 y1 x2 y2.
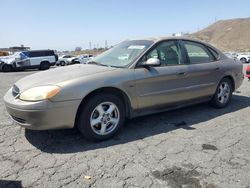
0 50 58 72
4 37 244 141
224 52 235 59
237 53 250 63
246 64 250 80
56 55 77 66
73 54 94 64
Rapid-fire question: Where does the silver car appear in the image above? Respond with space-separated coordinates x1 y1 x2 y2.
4 37 244 141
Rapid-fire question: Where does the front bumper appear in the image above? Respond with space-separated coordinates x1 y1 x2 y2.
4 88 81 130
0 61 5 70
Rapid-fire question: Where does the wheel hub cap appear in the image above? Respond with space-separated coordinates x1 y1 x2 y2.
90 102 120 136
217 82 230 104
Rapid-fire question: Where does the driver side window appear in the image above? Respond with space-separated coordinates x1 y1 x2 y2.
147 40 183 66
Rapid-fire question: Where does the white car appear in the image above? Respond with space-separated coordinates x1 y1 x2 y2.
74 54 94 64
57 55 77 66
0 50 58 72
236 53 250 63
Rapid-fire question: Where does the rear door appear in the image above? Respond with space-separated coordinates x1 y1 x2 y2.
181 40 222 99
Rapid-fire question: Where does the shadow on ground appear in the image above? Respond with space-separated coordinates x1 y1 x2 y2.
25 95 250 154
0 180 22 188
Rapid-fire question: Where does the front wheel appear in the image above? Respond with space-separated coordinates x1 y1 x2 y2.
76 93 125 141
2 64 13 72
210 78 233 108
60 61 66 66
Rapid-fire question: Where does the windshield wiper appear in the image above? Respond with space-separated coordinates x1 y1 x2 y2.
88 61 108 67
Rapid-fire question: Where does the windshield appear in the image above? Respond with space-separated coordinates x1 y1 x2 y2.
91 40 154 67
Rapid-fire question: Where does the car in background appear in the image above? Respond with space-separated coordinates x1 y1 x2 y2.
224 52 236 59
56 55 77 66
4 37 244 141
237 53 250 63
73 54 94 64
0 50 58 72
246 64 250 80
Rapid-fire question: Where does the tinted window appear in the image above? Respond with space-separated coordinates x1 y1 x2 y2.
147 40 183 66
29 51 40 57
183 41 215 64
27 50 54 57
22 51 30 57
43 50 54 56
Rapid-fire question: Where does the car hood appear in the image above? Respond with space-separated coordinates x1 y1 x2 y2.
14 64 116 92
0 55 16 64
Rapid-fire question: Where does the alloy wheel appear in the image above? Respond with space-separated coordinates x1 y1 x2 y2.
217 82 231 104
90 102 120 135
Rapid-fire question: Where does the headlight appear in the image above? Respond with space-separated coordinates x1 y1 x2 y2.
19 86 60 101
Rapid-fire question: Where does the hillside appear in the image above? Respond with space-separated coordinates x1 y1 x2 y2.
192 17 250 52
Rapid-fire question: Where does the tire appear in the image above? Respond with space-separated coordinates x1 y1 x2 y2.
39 61 50 70
210 78 233 108
240 58 247 64
74 61 80 64
76 93 126 141
60 61 66 66
2 64 13 72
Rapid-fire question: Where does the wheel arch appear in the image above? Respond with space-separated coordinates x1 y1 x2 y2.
222 75 235 92
74 87 132 126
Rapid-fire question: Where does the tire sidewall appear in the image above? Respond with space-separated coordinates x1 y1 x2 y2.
77 93 126 141
211 78 233 108
2 64 12 72
60 61 66 66
240 58 246 64
39 61 50 70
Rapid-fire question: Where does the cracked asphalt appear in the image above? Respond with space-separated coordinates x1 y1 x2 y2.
0 66 250 188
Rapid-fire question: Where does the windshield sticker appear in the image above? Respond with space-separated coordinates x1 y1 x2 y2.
128 45 145 50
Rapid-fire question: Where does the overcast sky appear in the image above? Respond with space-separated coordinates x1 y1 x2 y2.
1 0 250 51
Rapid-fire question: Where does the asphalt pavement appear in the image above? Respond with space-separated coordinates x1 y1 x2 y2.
0 66 249 188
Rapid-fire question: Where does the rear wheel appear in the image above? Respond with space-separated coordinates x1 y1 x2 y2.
76 93 125 141
210 78 233 108
240 58 247 64
2 64 13 72
39 61 50 70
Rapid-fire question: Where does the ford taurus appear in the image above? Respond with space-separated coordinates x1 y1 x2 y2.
4 37 244 141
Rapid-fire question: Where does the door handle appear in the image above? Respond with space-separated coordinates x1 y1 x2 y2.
215 67 220 71
177 72 187 76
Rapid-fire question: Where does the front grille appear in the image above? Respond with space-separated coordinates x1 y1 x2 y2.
11 115 26 124
12 85 20 97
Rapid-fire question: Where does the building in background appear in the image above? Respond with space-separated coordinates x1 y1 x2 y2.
0 45 30 55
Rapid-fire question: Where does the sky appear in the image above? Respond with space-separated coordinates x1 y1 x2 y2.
0 0 250 51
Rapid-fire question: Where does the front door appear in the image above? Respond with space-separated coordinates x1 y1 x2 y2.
134 40 191 110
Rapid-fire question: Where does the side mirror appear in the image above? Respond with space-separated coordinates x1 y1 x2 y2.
143 58 160 67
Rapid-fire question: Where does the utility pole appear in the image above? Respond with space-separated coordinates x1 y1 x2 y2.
89 42 92 50
105 40 108 49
